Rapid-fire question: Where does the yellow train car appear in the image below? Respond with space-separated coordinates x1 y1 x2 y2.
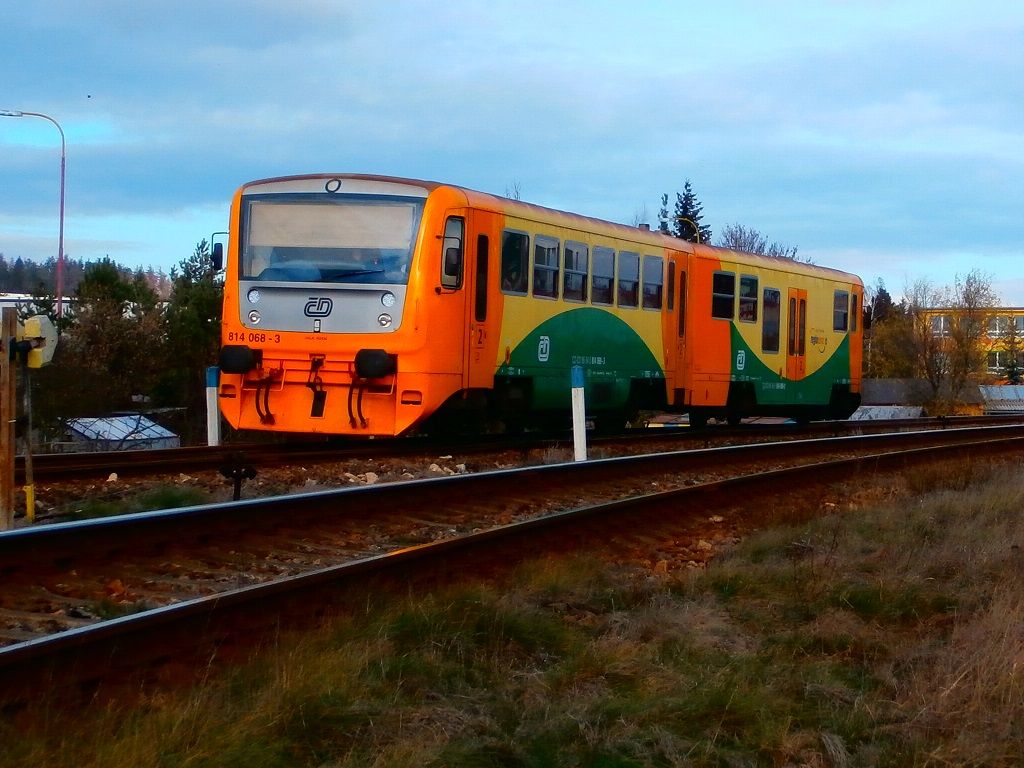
216 174 862 435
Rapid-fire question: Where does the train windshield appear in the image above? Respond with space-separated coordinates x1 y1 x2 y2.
240 195 423 285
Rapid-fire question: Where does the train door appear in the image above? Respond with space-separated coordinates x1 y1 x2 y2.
786 287 807 380
463 210 498 389
665 256 687 405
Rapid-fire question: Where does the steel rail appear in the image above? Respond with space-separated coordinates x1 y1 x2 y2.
16 415 1024 483
3 424 1024 570
2 430 1022 698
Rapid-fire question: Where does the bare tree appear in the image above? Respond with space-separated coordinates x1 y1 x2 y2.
946 269 999 399
904 277 952 402
631 203 650 228
504 181 522 201
717 223 807 262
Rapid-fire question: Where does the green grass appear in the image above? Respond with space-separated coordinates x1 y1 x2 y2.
7 462 1024 766
58 484 210 520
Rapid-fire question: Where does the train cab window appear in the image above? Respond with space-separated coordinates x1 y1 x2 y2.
618 251 640 308
762 288 781 353
711 271 735 319
533 235 560 299
563 241 588 303
441 216 464 289
833 290 850 331
739 275 758 322
851 292 859 333
500 230 529 294
642 256 664 310
592 246 615 305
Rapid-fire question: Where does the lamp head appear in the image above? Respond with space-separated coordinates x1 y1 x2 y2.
0 110 25 117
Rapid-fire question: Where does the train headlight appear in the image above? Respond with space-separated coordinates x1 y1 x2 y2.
247 288 261 304
377 313 392 328
248 310 262 324
381 291 396 308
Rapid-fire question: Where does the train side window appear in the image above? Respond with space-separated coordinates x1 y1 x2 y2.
500 230 529 294
799 298 807 355
850 292 859 332
441 216 464 289
475 234 489 322
711 271 735 319
833 290 850 331
533 235 560 299
739 275 758 322
788 297 797 354
592 246 615 305
618 251 639 308
678 271 687 337
667 261 675 311
762 288 781 353
563 241 588 302
642 255 664 309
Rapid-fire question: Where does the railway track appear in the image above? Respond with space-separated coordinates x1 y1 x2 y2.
2 423 1023 700
16 414 1024 484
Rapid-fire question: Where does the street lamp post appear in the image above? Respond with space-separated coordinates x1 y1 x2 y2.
1 109 66 318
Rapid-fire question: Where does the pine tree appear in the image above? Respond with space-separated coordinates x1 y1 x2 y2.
670 180 712 244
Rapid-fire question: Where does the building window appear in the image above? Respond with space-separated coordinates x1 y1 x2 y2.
931 315 950 336
500 230 529 294
762 288 781 353
618 251 639 308
533 235 559 299
833 290 849 331
563 241 588 303
591 247 615 305
712 271 735 319
642 255 664 309
988 316 1010 337
739 275 758 322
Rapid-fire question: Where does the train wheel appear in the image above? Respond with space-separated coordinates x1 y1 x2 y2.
688 412 708 429
727 413 742 427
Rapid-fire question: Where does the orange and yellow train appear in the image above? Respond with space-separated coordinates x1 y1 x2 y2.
216 174 863 435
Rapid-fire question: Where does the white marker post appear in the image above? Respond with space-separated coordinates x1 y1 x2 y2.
571 364 587 462
206 366 221 446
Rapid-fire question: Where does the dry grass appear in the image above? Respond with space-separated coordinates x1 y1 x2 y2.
6 461 1024 766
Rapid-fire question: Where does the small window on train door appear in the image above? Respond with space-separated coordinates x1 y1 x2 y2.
762 288 781 353
533 235 559 299
618 251 639 308
850 292 859 333
563 241 588 303
592 246 615 305
833 290 850 331
711 271 735 319
667 261 675 311
642 256 664 309
500 230 529 295
678 270 687 337
475 234 489 322
441 216 464 289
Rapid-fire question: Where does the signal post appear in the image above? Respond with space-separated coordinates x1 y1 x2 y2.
1 309 16 529
1 308 57 530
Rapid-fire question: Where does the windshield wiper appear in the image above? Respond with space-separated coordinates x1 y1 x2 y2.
322 268 386 281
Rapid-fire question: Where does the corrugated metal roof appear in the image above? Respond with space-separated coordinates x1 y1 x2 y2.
67 415 176 441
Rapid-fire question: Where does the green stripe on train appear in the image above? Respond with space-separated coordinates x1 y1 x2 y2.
496 307 664 410
730 325 853 405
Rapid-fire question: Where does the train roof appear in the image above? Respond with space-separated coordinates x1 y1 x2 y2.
241 173 863 286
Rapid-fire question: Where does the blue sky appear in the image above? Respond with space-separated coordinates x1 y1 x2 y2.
2 1 1022 303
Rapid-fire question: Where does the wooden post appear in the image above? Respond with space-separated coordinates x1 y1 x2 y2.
1 308 16 530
